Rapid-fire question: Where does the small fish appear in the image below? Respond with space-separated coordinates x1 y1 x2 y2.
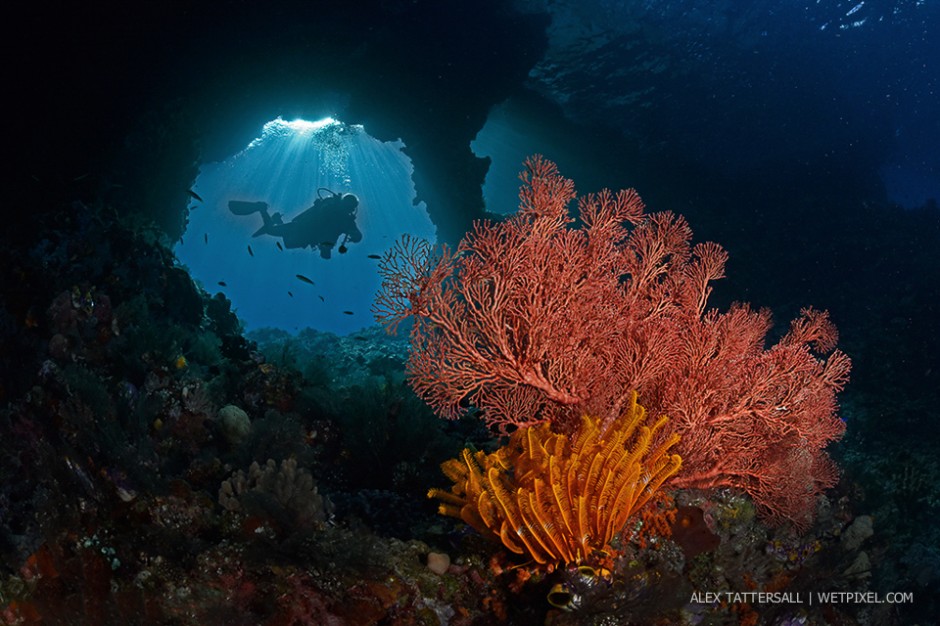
276 241 283 251
296 274 315 285
204 233 208 244
288 291 293 298
72 173 90 182
218 281 227 287
188 189 204 202
248 245 254 257
342 310 354 315
318 295 325 302
367 254 381 259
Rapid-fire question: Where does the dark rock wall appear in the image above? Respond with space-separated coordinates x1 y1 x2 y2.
11 1 548 244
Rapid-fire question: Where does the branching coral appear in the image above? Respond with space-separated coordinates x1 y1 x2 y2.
429 392 681 567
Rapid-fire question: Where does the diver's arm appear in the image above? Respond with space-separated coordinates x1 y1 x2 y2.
346 225 363 243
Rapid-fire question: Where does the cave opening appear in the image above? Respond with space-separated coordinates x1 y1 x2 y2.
175 116 436 335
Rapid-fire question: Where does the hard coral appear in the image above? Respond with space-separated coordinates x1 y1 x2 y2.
429 392 681 568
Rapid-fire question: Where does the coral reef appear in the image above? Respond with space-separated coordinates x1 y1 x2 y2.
1 158 932 623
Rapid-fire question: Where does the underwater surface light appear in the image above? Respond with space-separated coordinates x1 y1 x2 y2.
175 116 436 335
287 117 337 132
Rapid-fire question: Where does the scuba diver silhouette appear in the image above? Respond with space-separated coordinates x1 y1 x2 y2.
228 188 362 259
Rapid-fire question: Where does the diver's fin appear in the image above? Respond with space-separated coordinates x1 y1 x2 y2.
251 210 282 237
228 200 273 236
228 200 269 216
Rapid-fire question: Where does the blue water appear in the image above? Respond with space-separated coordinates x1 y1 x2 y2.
175 118 436 335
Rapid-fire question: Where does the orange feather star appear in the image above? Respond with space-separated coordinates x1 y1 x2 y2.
429 391 682 567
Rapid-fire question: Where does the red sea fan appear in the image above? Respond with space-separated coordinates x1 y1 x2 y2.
375 156 849 528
